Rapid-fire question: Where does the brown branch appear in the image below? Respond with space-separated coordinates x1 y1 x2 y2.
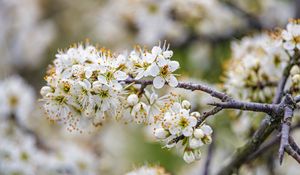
208 101 277 115
122 79 230 101
289 136 300 155
246 123 300 162
285 145 300 164
203 133 215 175
279 94 295 164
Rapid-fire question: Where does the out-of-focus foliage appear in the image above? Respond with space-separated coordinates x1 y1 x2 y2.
0 0 299 175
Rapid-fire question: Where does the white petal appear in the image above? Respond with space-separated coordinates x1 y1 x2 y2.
85 69 93 79
152 46 162 56
135 70 145 80
166 75 178 87
153 76 165 89
182 127 193 137
183 151 195 164
157 57 167 67
188 116 197 127
281 30 292 41
163 50 173 58
169 61 179 72
296 43 300 50
114 70 128 80
97 75 107 84
146 53 156 63
283 41 296 50
147 63 159 77
201 124 213 135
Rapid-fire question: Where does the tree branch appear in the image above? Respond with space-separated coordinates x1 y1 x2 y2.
279 94 295 164
285 145 300 164
289 136 300 155
208 100 277 115
216 52 295 175
122 79 230 101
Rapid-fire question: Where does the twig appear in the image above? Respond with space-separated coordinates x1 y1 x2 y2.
289 136 300 155
247 123 300 162
208 101 277 115
122 79 230 101
197 107 223 126
279 94 295 164
203 133 215 175
284 145 300 164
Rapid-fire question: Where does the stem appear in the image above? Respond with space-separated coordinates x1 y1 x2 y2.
203 133 215 175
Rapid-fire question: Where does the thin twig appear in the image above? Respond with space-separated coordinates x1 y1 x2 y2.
246 123 300 162
279 95 295 164
122 79 230 101
289 136 300 155
284 145 300 164
203 133 215 175
208 100 277 115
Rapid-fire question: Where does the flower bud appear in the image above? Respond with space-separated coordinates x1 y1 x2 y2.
40 86 52 96
202 135 212 144
189 138 204 149
292 74 300 84
163 50 173 58
193 149 202 160
127 94 139 106
154 128 169 139
183 151 195 164
182 100 191 109
191 111 200 118
290 65 300 76
193 128 204 139
201 124 213 135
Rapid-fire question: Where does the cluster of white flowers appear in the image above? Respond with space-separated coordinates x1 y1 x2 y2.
0 76 101 175
41 42 213 163
0 75 35 125
0 0 55 76
152 100 213 163
223 33 290 103
281 19 300 54
0 123 100 175
125 165 170 175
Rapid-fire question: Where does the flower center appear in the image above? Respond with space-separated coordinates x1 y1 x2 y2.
161 65 169 76
179 117 189 127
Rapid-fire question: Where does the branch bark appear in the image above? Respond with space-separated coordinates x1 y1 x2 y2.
279 94 295 164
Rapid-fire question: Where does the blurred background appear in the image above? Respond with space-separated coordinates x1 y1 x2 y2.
0 0 300 174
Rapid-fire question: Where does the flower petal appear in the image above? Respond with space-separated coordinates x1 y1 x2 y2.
153 76 165 89
166 75 178 87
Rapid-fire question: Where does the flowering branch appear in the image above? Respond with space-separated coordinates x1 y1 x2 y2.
122 78 230 101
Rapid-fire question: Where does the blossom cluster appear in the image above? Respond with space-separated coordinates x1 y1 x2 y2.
41 43 213 163
0 75 35 125
223 20 300 137
0 0 55 76
153 100 213 163
125 165 170 175
281 19 300 53
223 33 290 103
0 76 101 175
